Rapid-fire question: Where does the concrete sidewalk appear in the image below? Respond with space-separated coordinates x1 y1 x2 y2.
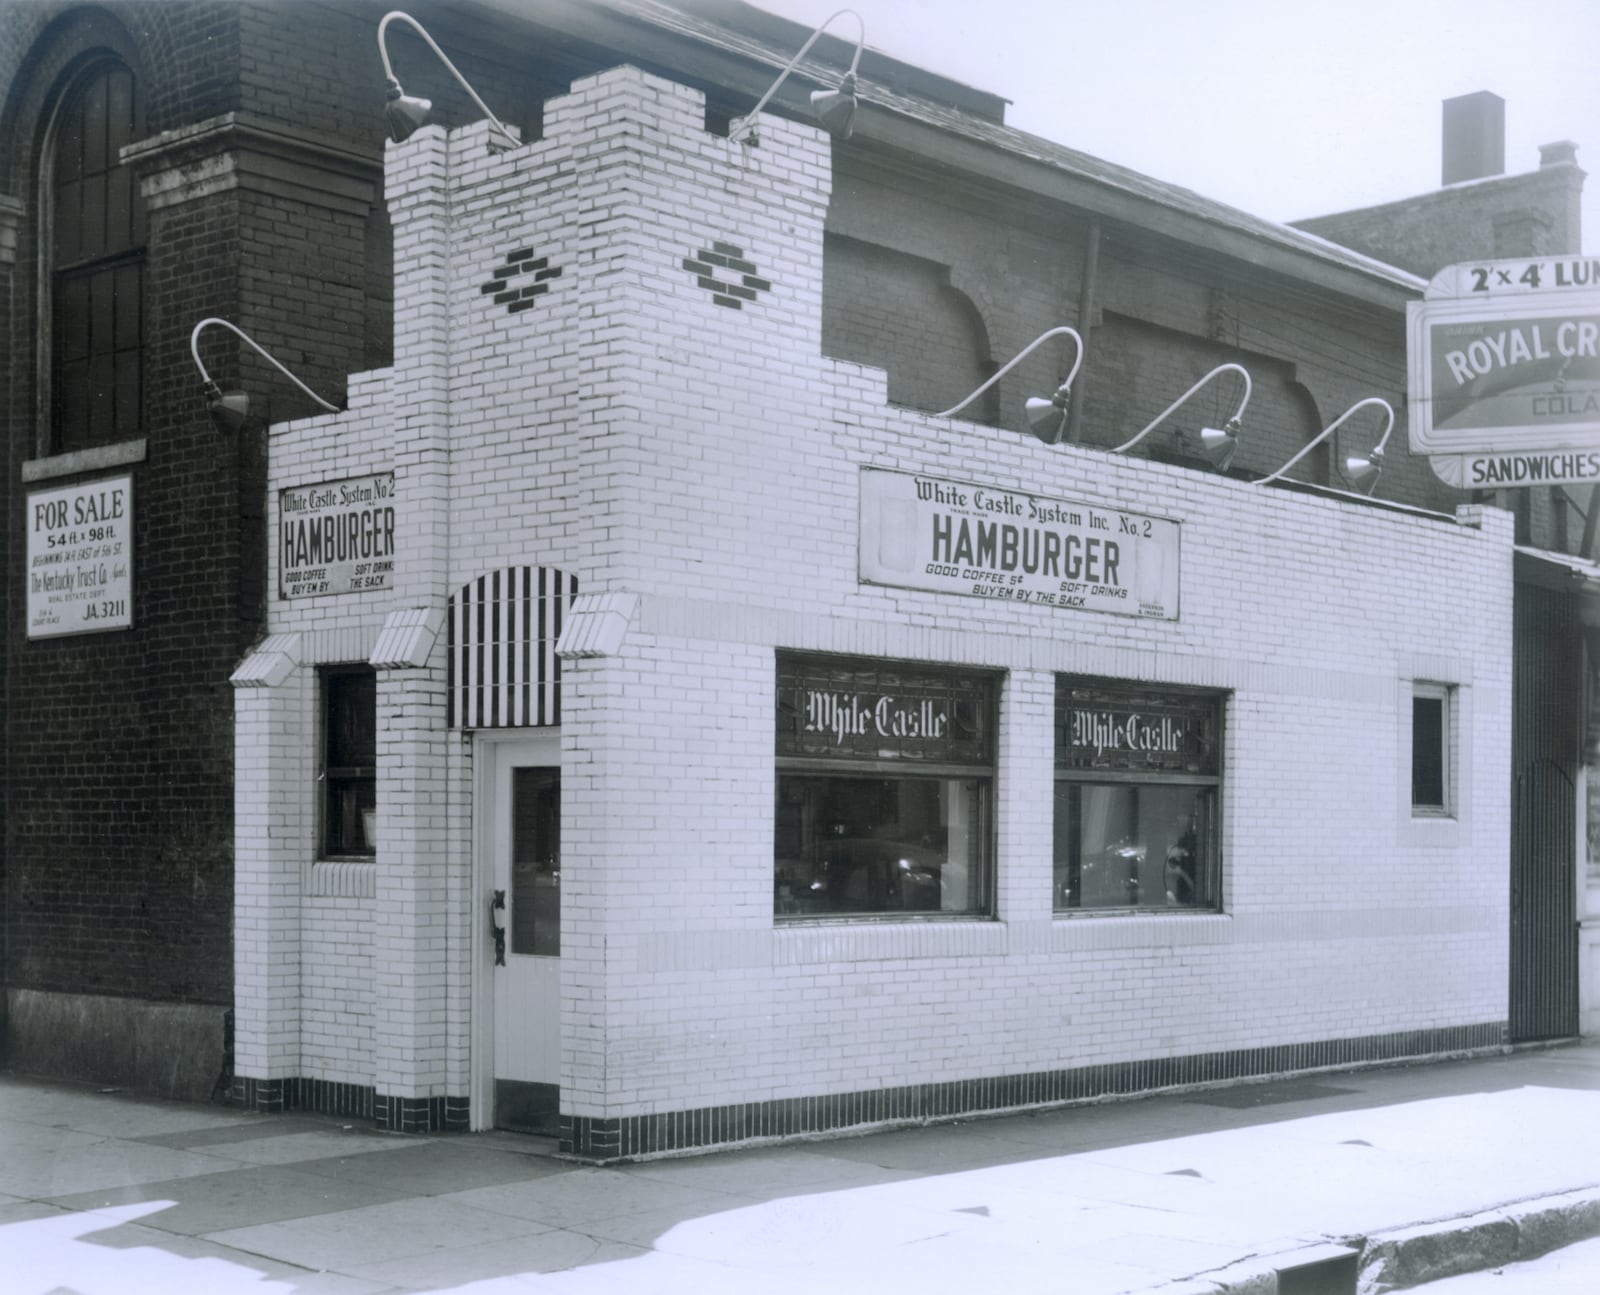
5 1043 1600 1295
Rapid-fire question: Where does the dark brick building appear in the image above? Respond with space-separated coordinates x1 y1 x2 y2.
1294 91 1584 282
0 1 1589 1108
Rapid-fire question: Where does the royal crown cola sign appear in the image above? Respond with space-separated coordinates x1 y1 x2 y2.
1407 256 1600 487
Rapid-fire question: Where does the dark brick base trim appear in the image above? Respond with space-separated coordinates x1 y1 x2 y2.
376 1092 472 1133
561 1021 1507 1162
230 1076 469 1133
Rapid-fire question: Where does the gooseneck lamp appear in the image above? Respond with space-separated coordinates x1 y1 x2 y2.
1112 362 1252 472
728 8 866 144
1255 395 1395 495
935 325 1086 446
377 10 517 146
190 317 341 433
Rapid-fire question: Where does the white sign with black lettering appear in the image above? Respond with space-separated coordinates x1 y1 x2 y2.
279 472 396 599
859 467 1180 620
27 474 134 638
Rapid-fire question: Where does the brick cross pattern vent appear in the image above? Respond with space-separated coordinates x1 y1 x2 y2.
683 240 771 309
481 245 563 313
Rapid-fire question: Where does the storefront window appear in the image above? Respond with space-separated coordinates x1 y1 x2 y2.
1054 677 1224 912
775 654 998 919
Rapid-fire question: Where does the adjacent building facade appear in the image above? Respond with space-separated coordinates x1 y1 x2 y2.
1298 91 1599 1043
0 1 1589 1153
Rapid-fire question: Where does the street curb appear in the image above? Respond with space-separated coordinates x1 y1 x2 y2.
1186 1241 1359 1293
1356 1185 1600 1291
1172 1189 1600 1294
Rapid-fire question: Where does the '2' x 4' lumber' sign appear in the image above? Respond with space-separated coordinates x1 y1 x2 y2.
1407 256 1600 488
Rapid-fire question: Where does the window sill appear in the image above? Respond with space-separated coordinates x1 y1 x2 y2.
775 912 996 925
1400 813 1462 848
22 438 147 483
1053 905 1224 919
309 859 375 898
1050 909 1232 951
774 917 1006 964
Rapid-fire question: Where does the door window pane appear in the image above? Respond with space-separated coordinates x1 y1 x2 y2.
510 767 560 956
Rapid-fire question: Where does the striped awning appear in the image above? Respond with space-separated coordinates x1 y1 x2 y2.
448 566 576 728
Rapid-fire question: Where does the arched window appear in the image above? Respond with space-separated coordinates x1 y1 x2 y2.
47 59 144 453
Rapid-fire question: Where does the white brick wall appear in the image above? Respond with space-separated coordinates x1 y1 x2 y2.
232 64 1515 1133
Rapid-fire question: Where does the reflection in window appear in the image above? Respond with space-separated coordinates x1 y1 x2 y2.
1054 783 1217 910
775 654 1000 921
50 61 145 453
511 767 559 956
1054 677 1225 914
321 667 376 857
775 774 988 917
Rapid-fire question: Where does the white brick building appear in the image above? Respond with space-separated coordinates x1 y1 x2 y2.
230 65 1515 1158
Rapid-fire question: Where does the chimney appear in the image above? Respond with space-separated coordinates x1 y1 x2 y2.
1442 91 1505 184
1539 140 1578 168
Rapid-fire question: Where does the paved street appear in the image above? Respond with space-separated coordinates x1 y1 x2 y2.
5 1042 1600 1294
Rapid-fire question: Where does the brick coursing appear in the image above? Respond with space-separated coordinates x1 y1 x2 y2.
229 66 1516 1154
1 1 1566 1117
1293 164 1585 281
3 1 395 1090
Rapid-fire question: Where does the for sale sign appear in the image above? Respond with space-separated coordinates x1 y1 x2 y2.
26 474 134 638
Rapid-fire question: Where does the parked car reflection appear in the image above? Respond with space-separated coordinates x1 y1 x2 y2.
776 838 945 915
1057 839 1146 908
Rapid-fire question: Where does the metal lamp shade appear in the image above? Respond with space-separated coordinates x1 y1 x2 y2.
207 389 250 434
1199 423 1240 472
1345 454 1382 495
1025 393 1068 445
384 80 432 142
810 76 858 138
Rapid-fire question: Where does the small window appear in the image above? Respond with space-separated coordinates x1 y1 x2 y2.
1054 677 1225 913
774 653 998 920
322 667 376 857
1412 684 1454 816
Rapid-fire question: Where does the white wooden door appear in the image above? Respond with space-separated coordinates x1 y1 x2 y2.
486 732 561 1133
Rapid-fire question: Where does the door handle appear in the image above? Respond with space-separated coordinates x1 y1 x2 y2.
490 889 506 966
